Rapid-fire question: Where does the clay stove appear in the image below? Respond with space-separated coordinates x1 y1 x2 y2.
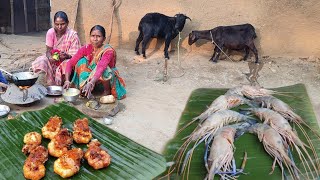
1 83 47 105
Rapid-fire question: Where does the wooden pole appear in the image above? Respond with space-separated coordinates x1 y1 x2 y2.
10 0 14 34
164 59 168 82
73 0 79 29
23 0 28 32
35 0 38 31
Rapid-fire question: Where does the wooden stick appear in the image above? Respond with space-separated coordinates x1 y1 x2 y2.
10 0 14 34
164 59 168 82
71 0 80 29
23 0 28 32
35 0 38 31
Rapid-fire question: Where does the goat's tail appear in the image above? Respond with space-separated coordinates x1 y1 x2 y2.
248 24 257 39
253 31 257 39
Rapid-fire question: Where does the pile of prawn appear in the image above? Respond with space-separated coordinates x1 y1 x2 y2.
166 85 320 180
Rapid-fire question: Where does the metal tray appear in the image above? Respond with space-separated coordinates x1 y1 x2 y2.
46 86 63 96
0 105 10 118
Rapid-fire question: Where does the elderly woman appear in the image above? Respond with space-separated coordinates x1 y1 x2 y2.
32 11 81 85
63 25 126 99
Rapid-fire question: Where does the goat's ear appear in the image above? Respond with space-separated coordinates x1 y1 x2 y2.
189 32 195 40
174 14 178 17
192 33 196 41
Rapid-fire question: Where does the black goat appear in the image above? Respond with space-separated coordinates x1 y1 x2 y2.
188 23 259 63
135 13 191 59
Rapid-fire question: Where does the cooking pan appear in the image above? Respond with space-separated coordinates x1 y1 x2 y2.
0 69 39 86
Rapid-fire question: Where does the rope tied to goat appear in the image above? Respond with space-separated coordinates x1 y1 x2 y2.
209 30 235 62
163 32 186 81
106 0 122 44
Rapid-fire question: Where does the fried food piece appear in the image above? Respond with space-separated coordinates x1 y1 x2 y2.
73 118 92 144
54 148 83 178
22 144 39 155
42 116 63 140
22 132 42 155
84 139 111 169
24 132 42 145
48 128 73 157
23 146 48 180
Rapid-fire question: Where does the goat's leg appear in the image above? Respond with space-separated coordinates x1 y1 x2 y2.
212 46 222 63
210 47 218 62
141 35 151 58
164 36 172 59
243 47 250 61
248 43 259 63
135 31 143 55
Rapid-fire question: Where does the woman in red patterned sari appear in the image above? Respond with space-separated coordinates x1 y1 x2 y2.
63 25 126 99
31 11 81 85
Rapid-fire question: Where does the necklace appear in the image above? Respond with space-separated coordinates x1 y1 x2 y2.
92 45 103 56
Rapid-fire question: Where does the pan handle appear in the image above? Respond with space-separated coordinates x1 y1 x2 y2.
0 68 18 80
0 68 13 77
28 67 40 76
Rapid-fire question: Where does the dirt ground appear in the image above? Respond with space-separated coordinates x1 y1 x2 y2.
0 32 319 154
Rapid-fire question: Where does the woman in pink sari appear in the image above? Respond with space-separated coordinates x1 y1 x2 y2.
32 11 81 85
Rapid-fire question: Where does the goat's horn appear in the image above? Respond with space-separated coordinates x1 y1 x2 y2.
186 16 191 21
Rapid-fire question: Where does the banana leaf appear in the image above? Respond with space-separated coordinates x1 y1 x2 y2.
0 102 166 179
162 83 320 179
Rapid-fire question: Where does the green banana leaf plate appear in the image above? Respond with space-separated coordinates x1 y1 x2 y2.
162 84 320 180
0 102 166 179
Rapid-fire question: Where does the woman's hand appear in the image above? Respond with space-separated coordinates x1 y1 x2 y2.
0 82 8 89
46 53 55 63
82 81 95 99
63 80 71 89
59 51 71 60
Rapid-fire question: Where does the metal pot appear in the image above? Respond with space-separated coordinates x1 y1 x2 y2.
0 68 39 86
10 72 39 86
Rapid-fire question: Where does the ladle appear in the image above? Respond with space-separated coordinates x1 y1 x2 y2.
0 68 18 80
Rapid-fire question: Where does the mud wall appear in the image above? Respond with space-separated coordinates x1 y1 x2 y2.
51 0 320 57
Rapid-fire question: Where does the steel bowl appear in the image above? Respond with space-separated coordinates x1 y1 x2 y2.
0 105 10 118
63 88 80 102
46 86 63 96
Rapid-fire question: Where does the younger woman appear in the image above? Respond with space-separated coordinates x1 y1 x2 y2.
32 11 81 85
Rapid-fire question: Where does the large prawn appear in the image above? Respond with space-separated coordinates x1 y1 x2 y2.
248 123 303 180
251 95 320 138
169 110 254 178
244 108 319 179
189 110 254 141
225 85 277 99
203 121 256 180
179 94 250 134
